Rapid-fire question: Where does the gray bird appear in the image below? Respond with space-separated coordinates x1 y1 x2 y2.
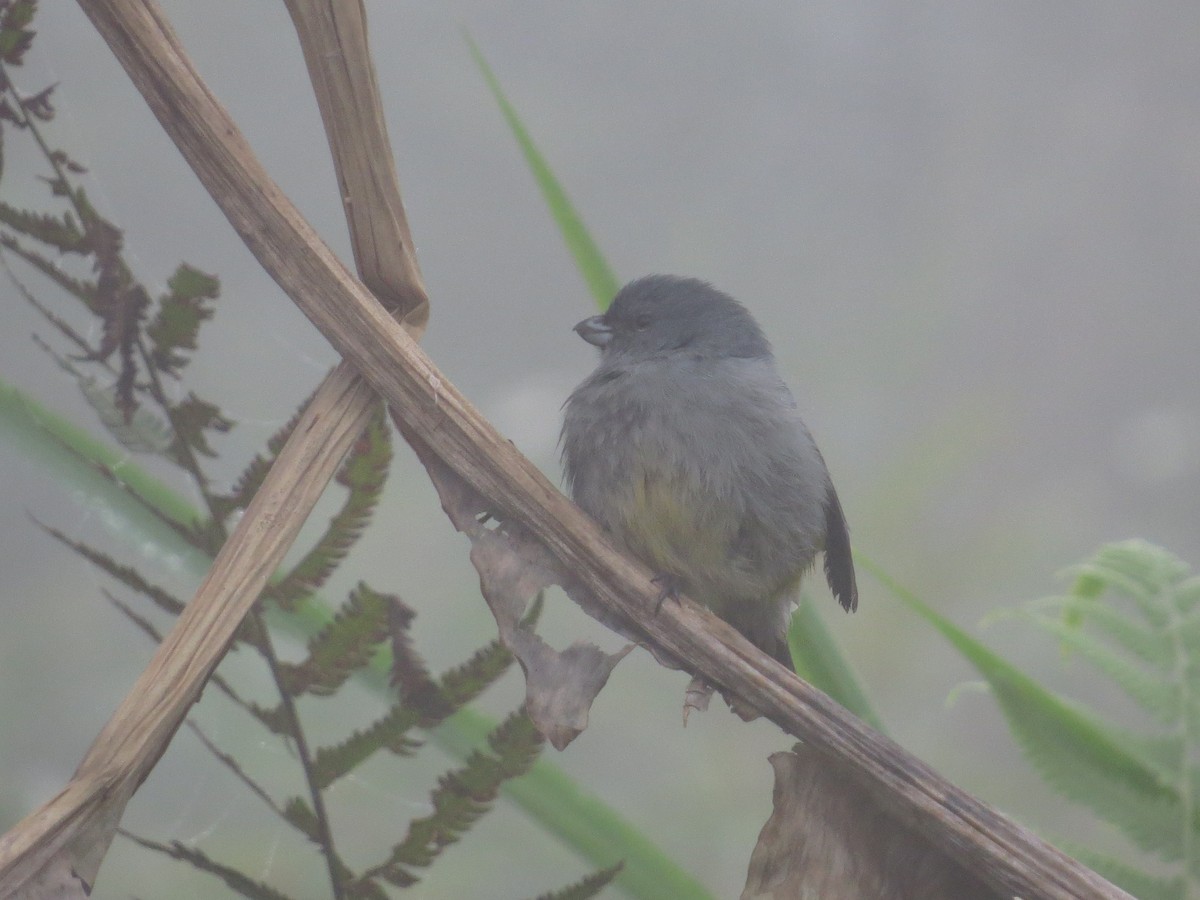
561 275 857 669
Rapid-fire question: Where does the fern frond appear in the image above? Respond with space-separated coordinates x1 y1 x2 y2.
531 862 624 900
872 555 1189 859
166 391 233 463
434 593 543 715
268 406 389 609
1034 594 1170 665
282 796 321 843
311 703 422 790
0 200 85 252
185 721 285 820
313 616 529 791
1026 612 1179 723
1 231 97 306
0 1 38 67
487 705 544 776
247 700 296 737
1064 844 1182 900
118 832 293 900
34 519 185 616
387 594 443 710
371 710 543 882
344 877 390 900
277 582 391 697
1019 542 1200 872
210 400 305 523
435 637 513 716
20 276 96 358
1065 541 1190 627
146 263 219 376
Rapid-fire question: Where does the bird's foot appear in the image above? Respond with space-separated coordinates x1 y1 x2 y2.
651 572 684 614
682 675 714 725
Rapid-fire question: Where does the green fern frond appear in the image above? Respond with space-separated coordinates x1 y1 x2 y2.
436 637 513 712
1026 612 1179 724
34 519 185 616
432 594 542 715
387 594 441 706
313 616 529 789
1064 541 1190 628
311 704 423 790
1024 542 1200 874
119 833 293 900
1034 594 1171 666
146 263 219 375
184 722 285 820
0 200 85 251
278 582 392 697
375 710 543 881
282 796 321 843
2 233 98 306
865 553 1189 859
1175 578 1200 616
211 401 306 523
488 706 543 776
344 879 390 900
247 700 296 737
982 663 1183 856
268 405 390 609
0 1 38 66
1065 845 1183 900
166 391 233 463
531 861 624 900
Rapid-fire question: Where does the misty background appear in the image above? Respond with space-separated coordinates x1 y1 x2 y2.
2 2 1198 896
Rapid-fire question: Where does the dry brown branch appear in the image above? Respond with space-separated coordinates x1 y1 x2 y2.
0 2 1132 899
281 0 429 333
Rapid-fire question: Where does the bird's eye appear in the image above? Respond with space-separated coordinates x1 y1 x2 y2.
634 314 652 331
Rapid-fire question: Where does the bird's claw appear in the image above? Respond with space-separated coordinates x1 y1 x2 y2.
651 572 683 614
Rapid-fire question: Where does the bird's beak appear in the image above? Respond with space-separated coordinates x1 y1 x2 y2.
573 314 613 348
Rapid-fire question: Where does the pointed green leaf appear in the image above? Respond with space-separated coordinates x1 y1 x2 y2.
465 33 619 308
787 595 883 731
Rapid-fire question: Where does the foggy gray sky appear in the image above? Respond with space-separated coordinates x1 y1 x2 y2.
3 3 1198 896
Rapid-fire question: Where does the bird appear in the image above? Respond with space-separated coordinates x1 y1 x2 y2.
561 275 857 670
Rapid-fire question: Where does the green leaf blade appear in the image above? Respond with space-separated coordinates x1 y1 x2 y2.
464 33 619 309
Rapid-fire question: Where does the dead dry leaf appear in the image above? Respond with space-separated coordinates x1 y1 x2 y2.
742 746 1001 900
397 416 633 749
